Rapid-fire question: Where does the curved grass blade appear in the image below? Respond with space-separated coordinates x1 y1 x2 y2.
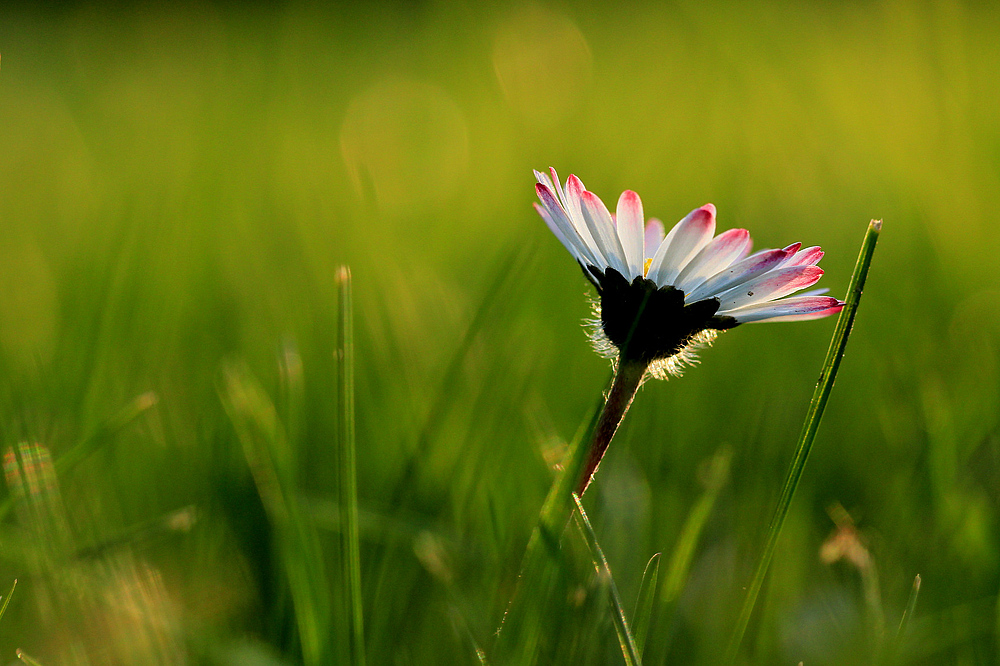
662 448 731 607
337 266 367 666
0 579 16 625
652 448 731 661
726 220 882 663
632 553 660 657
573 493 642 666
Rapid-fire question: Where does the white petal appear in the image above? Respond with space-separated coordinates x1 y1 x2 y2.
534 169 555 190
580 190 629 275
685 246 794 302
548 167 567 206
563 175 604 263
644 219 665 260
535 184 601 266
535 203 580 260
648 204 717 287
675 228 751 295
715 265 825 312
616 190 645 278
725 296 844 324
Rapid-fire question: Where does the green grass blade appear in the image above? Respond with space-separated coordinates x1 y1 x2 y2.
55 391 158 477
279 338 305 461
16 650 43 666
887 574 921 664
651 448 731 661
387 240 536 508
337 266 367 666
572 494 642 666
0 579 17 625
493 354 649 662
0 392 157 522
220 364 332 666
73 505 197 559
632 553 660 657
897 574 922 640
662 448 731 607
492 385 606 663
726 219 882 663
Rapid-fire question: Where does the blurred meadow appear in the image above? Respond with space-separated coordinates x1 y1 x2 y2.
1 1 999 664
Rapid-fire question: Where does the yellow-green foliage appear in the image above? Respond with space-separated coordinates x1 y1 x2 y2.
0 2 997 663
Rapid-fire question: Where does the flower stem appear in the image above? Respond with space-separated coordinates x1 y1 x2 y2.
725 219 882 663
578 359 648 495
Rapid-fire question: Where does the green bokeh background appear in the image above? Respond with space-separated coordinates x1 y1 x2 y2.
1 1 998 664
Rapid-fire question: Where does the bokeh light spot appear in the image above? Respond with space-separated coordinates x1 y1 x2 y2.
492 5 592 128
340 78 468 214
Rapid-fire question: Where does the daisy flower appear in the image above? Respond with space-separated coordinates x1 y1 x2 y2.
534 168 844 380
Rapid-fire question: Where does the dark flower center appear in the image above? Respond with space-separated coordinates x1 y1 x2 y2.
587 266 738 363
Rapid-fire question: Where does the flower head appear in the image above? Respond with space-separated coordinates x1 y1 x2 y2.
534 168 844 378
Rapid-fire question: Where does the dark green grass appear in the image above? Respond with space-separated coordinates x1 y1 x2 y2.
1 2 999 664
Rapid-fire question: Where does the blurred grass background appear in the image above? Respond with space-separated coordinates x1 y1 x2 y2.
1 1 999 663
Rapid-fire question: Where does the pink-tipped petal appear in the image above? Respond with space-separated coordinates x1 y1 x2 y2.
684 246 793 302
675 228 752 294
715 265 825 312
773 243 803 267
725 296 844 324
616 190 645 278
539 172 605 264
580 190 629 276
785 246 824 267
564 174 586 217
647 204 717 287
644 218 665 259
560 174 603 255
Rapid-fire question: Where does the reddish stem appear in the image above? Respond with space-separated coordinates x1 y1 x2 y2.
577 359 649 495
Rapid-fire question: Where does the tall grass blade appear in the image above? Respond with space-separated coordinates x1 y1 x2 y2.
726 219 882 663
337 266 367 666
0 579 16 624
572 494 642 666
632 553 660 657
220 364 332 666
